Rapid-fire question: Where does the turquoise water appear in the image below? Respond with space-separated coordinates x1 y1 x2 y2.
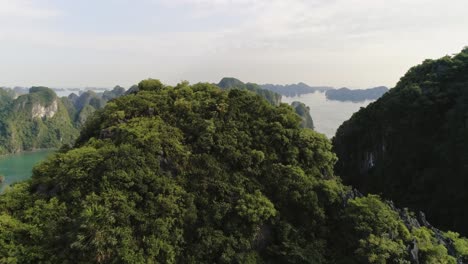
0 150 55 192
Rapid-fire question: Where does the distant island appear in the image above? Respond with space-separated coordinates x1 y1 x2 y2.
325 86 389 102
260 83 389 102
217 77 314 129
0 86 126 154
0 80 315 155
260 83 333 96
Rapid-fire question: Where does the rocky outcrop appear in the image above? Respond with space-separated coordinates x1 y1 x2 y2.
291 101 314 129
31 99 58 119
0 87 79 154
342 190 466 263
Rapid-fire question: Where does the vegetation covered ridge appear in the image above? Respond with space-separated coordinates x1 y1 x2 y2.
0 87 78 154
0 79 467 263
217 77 314 129
0 86 127 155
333 47 468 236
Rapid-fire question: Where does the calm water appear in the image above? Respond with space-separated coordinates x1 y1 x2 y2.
0 150 55 192
0 92 370 192
282 91 373 138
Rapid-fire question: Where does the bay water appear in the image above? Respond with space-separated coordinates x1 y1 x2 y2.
0 149 55 193
281 91 374 138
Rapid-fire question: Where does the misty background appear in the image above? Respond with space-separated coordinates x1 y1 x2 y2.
1 0 467 88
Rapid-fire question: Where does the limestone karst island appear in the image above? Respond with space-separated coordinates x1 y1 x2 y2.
1 1 468 263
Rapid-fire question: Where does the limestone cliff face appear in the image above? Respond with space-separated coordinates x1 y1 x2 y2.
31 99 58 119
333 48 468 236
0 87 79 154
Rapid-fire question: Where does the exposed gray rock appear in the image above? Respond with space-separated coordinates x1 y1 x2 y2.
418 212 432 228
343 193 466 263
341 188 363 207
32 99 58 119
408 240 419 264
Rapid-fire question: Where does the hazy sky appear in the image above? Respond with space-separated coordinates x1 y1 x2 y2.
1 0 467 88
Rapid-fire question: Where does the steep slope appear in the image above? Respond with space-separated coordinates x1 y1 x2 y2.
333 48 468 235
64 86 127 128
0 87 78 154
291 101 314 129
0 88 16 105
0 80 467 263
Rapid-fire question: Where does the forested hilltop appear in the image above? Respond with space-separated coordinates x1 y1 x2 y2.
333 48 468 235
0 87 78 154
1 79 467 263
217 77 314 129
217 77 282 106
0 80 313 155
0 86 126 154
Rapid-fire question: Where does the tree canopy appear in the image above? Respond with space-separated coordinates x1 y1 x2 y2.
0 80 466 263
333 47 468 235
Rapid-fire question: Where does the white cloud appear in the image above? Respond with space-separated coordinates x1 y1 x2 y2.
1 0 467 87
0 0 60 19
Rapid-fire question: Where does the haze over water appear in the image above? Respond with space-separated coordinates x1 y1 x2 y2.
281 92 373 138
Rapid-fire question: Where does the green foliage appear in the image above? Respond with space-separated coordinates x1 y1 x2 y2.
138 79 164 92
413 227 456 263
444 231 468 259
217 77 282 106
0 85 128 154
356 234 409 264
291 101 314 129
0 87 79 154
0 88 15 106
328 195 411 263
217 78 315 130
76 104 97 127
0 80 464 263
27 87 56 106
333 48 468 235
235 190 276 223
102 86 126 101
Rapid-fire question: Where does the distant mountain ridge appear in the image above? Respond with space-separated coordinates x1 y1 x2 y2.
261 83 333 96
260 82 389 102
217 77 315 129
325 86 389 102
0 80 317 155
217 77 282 106
0 86 127 154
2 79 467 263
